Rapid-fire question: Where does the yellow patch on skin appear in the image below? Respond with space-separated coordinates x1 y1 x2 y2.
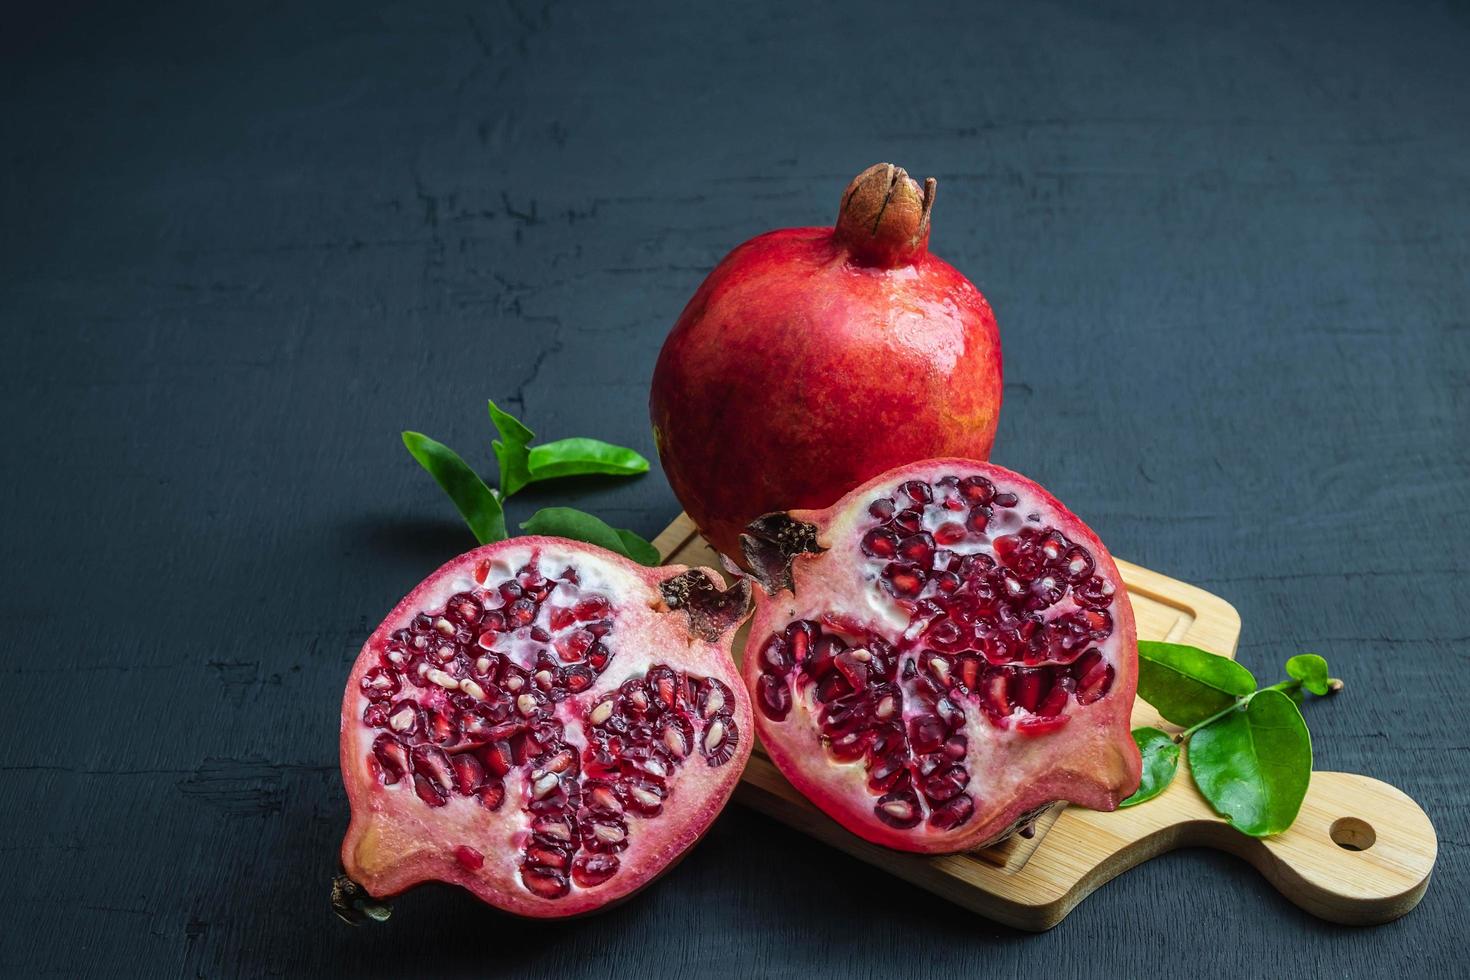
354 819 435 877
353 821 390 876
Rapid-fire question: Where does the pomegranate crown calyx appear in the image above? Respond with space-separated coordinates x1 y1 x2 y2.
833 162 937 267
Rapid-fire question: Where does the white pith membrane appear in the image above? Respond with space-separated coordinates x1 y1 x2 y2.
342 541 749 913
748 465 1134 848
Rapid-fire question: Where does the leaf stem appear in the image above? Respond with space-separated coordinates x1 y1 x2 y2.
1173 698 1247 743
1171 673 1344 744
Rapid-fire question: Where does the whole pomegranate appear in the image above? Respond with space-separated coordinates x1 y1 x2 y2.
650 162 1003 561
740 460 1139 853
337 538 753 919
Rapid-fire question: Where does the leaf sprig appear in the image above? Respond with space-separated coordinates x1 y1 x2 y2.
1121 642 1342 837
403 400 658 565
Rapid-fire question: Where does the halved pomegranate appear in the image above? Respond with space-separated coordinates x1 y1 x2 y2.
338 538 753 918
741 460 1140 853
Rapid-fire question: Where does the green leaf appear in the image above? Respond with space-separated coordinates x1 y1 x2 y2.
401 432 506 544
488 399 535 498
519 507 661 566
1137 641 1257 727
1285 653 1331 696
1119 727 1180 808
527 437 650 481
1187 689 1312 837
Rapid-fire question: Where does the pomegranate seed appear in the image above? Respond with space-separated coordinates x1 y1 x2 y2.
958 475 995 504
547 605 576 631
958 656 980 691
453 845 485 870
1073 650 1115 705
371 734 409 785
483 740 515 777
363 702 389 728
360 666 400 701
573 595 611 621
881 563 926 599
1028 575 1066 611
980 668 1011 717
875 789 922 829
833 650 869 693
1080 608 1114 640
891 508 923 534
450 752 484 793
1011 668 1048 714
897 532 935 566
697 678 731 719
868 498 896 520
662 715 694 757
584 817 628 852
702 716 739 766
934 522 967 545
427 708 460 745
926 655 951 686
410 744 453 806
927 792 975 830
1015 714 1071 735
827 729 870 762
943 734 967 760
645 665 678 707
587 642 610 671
445 593 482 625
861 526 899 560
623 777 667 816
507 598 537 627
933 570 961 593
757 673 791 721
922 764 969 802
909 714 945 754
993 491 1019 508
1075 575 1114 609
526 843 571 872
387 700 424 737
533 814 574 841
572 853 619 887
585 780 623 815
561 664 594 693
521 867 570 899
867 752 907 792
899 480 933 504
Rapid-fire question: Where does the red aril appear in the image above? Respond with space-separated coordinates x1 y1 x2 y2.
741 460 1140 853
650 163 1003 562
337 538 752 919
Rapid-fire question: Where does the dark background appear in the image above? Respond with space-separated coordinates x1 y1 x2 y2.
3 0 1465 975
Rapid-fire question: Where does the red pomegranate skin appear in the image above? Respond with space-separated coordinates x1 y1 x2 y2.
651 164 1003 561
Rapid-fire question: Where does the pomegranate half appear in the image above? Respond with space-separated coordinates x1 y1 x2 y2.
650 162 1003 561
741 460 1139 853
338 538 753 918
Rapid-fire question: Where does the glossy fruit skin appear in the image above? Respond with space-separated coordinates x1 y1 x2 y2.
741 459 1140 854
650 168 1002 562
339 537 752 918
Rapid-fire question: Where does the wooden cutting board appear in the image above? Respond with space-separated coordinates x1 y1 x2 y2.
652 514 1438 930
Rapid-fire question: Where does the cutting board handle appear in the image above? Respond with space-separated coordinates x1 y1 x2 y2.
1076 769 1437 925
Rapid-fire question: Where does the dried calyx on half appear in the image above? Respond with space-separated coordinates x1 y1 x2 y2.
337 537 752 920
741 459 1140 853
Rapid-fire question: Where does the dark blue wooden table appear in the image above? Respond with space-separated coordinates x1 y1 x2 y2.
2 1 1464 975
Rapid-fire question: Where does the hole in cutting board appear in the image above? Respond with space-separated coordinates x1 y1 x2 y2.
1330 817 1376 851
